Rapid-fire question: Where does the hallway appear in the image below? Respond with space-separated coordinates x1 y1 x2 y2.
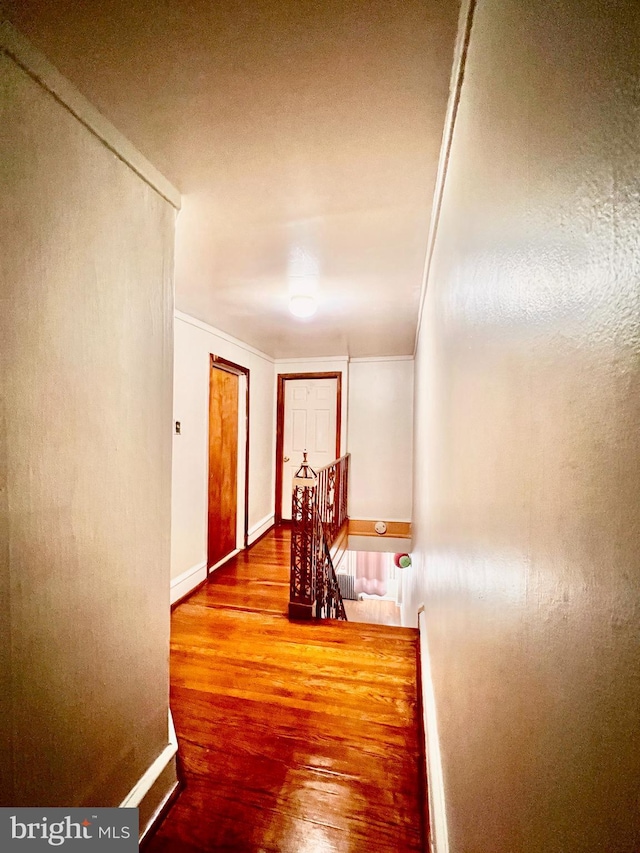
147 529 424 852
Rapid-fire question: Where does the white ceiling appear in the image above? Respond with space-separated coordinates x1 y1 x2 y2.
6 0 460 358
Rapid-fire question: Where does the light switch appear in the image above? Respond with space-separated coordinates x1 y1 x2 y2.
175 421 181 435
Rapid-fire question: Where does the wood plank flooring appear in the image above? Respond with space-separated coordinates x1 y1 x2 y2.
147 528 424 853
343 598 403 627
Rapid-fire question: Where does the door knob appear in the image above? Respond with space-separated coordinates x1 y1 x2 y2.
284 456 290 463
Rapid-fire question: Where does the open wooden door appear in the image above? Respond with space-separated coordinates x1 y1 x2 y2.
208 364 239 569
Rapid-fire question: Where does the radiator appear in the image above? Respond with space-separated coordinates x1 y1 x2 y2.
336 573 357 601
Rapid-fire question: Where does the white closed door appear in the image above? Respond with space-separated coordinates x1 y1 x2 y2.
281 378 338 520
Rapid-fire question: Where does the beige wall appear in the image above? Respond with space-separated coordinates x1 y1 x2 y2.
405 0 640 851
171 313 276 585
347 359 413 522
1 47 175 807
406 0 640 853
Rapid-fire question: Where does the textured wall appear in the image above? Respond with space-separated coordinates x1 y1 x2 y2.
1 52 174 806
347 359 413 522
405 0 640 851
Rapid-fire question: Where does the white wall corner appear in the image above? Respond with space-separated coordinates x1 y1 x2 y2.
170 560 207 605
248 512 275 545
418 607 450 853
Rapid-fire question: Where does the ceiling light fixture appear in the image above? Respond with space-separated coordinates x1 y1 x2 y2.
288 294 317 318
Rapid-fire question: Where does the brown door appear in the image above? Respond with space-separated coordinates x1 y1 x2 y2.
208 365 239 569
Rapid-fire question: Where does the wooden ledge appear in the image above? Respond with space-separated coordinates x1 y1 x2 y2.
348 519 412 539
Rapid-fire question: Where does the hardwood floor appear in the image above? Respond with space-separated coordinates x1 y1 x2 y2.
147 528 424 853
343 598 402 627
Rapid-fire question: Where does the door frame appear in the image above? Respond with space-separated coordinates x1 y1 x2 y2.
275 372 342 525
209 354 250 563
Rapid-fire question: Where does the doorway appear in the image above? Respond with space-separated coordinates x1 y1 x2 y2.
208 355 250 572
275 372 342 523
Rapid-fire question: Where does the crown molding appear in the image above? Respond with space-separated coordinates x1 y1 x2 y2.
1 20 181 209
413 0 477 355
175 311 275 363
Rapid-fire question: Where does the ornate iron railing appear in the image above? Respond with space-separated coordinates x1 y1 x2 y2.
288 454 349 621
316 454 349 545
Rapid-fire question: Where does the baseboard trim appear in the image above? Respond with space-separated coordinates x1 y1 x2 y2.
120 711 178 808
209 548 240 574
139 776 181 849
171 546 246 608
416 612 432 853
120 711 179 841
248 513 275 546
170 560 207 605
348 519 412 538
418 607 449 853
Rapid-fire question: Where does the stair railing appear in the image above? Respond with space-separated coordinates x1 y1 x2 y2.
288 453 349 621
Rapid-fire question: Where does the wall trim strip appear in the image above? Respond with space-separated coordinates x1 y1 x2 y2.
120 711 178 809
138 775 180 848
418 607 450 853
170 560 207 605
209 548 240 574
348 519 412 538
413 0 477 356
248 512 275 545
349 355 414 363
0 21 181 210
175 311 274 363
274 355 349 364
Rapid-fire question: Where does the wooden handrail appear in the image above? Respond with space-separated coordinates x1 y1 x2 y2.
315 453 350 473
288 454 349 621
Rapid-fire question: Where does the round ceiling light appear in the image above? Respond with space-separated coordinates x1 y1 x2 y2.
288 294 317 318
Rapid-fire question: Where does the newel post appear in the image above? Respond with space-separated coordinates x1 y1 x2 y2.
288 452 317 620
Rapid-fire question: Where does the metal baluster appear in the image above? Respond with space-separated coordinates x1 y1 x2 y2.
289 453 350 622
